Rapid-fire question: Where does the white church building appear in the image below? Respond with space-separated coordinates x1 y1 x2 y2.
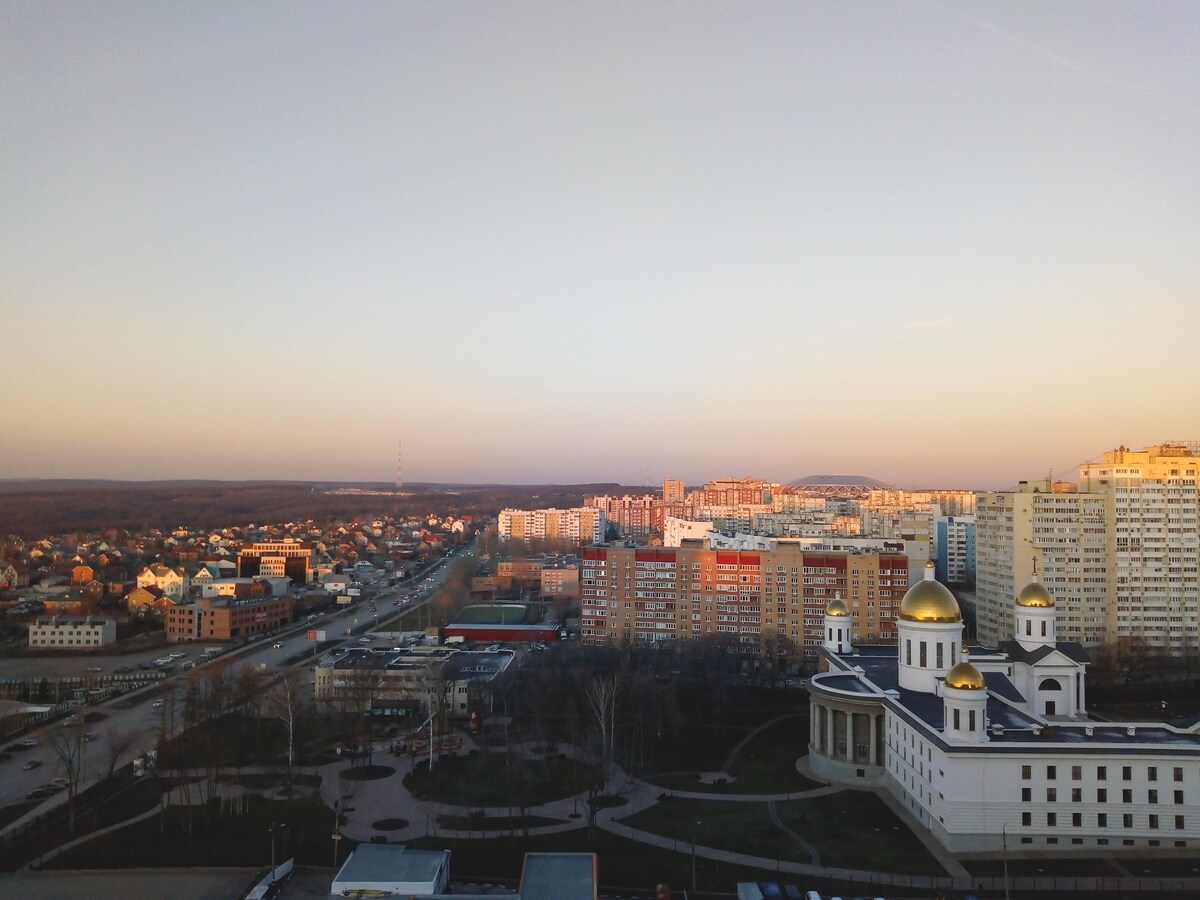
808 561 1200 852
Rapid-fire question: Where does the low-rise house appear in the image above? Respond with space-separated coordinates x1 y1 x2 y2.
137 564 186 599
0 562 29 589
126 585 176 613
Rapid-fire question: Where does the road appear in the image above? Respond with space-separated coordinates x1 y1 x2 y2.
0 553 462 816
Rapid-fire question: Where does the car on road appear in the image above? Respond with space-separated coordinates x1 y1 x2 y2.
86 665 103 672
20 738 38 747
83 732 97 743
169 651 186 659
22 759 41 771
113 665 133 674
152 699 165 709
26 789 50 800
273 642 284 649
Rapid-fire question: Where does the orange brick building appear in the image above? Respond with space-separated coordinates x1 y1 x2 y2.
579 542 907 659
165 594 294 642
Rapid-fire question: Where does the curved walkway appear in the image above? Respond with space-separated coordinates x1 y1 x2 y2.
22 740 1200 896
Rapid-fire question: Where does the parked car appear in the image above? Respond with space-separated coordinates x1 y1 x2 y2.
19 738 37 748
152 699 165 709
22 759 41 771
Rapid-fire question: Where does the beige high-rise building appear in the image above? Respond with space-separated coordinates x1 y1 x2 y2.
975 480 1108 648
663 478 685 503
976 444 1200 654
497 507 606 545
1080 444 1200 655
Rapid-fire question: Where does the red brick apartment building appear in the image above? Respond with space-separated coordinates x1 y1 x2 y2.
579 543 908 659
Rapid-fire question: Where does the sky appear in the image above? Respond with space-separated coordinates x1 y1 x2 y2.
2 2 1198 489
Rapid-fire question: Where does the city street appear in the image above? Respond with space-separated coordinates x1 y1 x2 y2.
0 557 456 819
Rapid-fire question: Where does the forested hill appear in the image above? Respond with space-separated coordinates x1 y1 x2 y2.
0 480 631 537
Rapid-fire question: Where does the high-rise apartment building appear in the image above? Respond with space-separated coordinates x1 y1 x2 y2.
1079 444 1200 655
975 444 1200 654
583 494 659 539
662 478 685 503
934 516 976 585
579 541 908 658
688 477 776 507
497 507 606 545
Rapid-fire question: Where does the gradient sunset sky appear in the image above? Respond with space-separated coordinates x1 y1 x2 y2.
3 2 1198 489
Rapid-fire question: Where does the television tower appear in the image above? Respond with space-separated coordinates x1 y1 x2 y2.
395 439 403 493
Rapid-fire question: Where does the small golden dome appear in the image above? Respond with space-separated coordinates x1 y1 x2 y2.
826 597 849 617
898 571 961 623
945 661 986 691
1016 580 1055 608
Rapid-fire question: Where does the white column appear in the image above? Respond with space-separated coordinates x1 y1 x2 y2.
825 705 834 756
869 714 878 765
845 710 854 762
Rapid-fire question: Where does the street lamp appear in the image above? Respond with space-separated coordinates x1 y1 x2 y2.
691 819 701 895
269 822 287 882
1002 823 1010 900
332 801 342 868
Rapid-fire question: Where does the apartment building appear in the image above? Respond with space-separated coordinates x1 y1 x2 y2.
497 507 606 545
975 480 1108 649
662 478 686 503
583 494 660 539
579 541 908 658
1080 445 1200 654
935 516 976 585
687 477 776 507
976 445 1200 654
28 615 116 649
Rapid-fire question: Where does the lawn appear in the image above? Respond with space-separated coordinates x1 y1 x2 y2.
964 856 1125 878
618 797 804 863
773 791 946 876
402 752 594 807
619 791 946 878
0 777 196 872
43 793 352 870
648 715 820 795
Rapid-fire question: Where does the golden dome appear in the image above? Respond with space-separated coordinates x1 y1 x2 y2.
945 661 986 691
898 566 961 623
825 597 850 617
1016 580 1055 608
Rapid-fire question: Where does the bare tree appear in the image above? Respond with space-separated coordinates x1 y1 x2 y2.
267 669 304 789
102 727 140 781
46 718 88 835
583 673 619 838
